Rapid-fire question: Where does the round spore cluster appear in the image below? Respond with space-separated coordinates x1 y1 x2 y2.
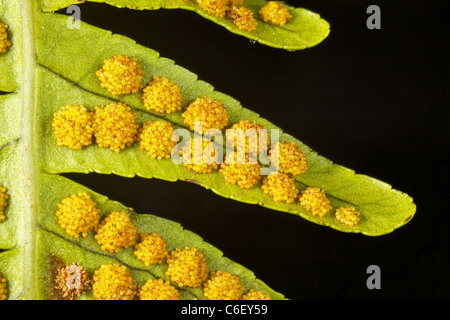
56 192 101 238
335 206 360 226
299 187 332 218
142 75 183 114
138 279 180 300
228 5 258 32
0 21 11 53
259 1 292 26
182 96 230 134
96 54 144 96
196 0 229 18
0 185 9 223
203 270 245 300
138 120 177 160
93 102 139 152
0 274 6 300
92 264 137 300
51 105 94 150
182 139 220 174
95 211 139 253
166 246 210 288
219 153 261 189
262 172 299 204
242 289 272 300
270 141 308 176
227 120 270 156
134 232 169 265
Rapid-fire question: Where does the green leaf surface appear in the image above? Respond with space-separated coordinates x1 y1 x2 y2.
38 0 330 51
36 13 415 236
0 94 21 147
35 173 284 300
0 0 415 300
0 1 22 91
0 143 24 249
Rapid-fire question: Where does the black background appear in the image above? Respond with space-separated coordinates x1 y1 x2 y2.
59 0 449 300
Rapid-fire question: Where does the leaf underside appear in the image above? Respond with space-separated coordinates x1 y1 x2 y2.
39 0 331 51
0 0 415 300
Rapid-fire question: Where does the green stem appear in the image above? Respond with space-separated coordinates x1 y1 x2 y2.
20 0 38 299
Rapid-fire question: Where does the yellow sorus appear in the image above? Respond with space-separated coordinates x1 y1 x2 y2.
166 246 209 288
56 192 101 238
228 5 258 32
259 1 292 26
54 263 91 300
138 120 177 160
335 206 360 227
138 279 180 300
142 76 183 114
0 186 8 223
95 211 138 253
51 105 95 150
242 289 272 300
299 187 332 218
0 274 6 300
227 120 270 156
196 0 229 18
219 153 261 189
0 21 11 53
262 172 299 203
92 264 136 300
134 232 169 266
203 270 244 300
270 141 308 176
182 139 219 174
96 54 144 96
182 96 230 134
93 102 139 152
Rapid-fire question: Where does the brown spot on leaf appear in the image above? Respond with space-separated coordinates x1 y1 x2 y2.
49 255 66 300
49 255 90 300
185 179 200 185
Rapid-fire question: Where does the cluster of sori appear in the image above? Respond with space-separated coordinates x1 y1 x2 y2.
53 192 273 300
0 185 8 223
0 20 11 54
52 48 361 227
0 177 8 300
262 142 360 226
51 101 139 153
0 273 6 300
0 20 9 300
183 0 292 32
